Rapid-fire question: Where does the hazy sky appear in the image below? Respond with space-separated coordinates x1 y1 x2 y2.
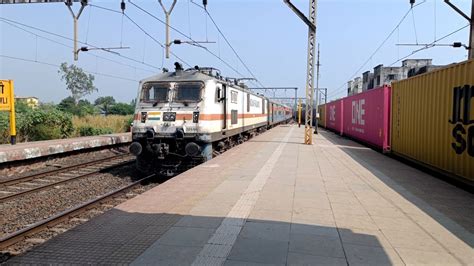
0 0 472 104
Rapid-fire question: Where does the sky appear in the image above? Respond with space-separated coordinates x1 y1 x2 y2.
0 0 472 105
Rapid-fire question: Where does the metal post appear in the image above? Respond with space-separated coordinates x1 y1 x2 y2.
445 0 473 59
158 0 178 59
314 43 320 134
304 0 317 144
66 0 87 61
470 0 473 59
284 0 317 144
294 88 297 120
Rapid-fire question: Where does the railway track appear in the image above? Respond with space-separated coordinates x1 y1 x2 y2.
0 154 134 203
0 174 156 250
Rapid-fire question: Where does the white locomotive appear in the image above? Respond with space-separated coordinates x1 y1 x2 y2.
130 63 292 175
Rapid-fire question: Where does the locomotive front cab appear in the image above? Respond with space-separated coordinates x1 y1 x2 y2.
131 75 212 175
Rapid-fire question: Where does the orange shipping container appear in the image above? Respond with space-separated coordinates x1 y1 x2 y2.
391 59 474 185
318 104 326 128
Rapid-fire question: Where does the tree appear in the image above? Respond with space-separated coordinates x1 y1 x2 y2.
58 96 76 113
109 102 135 115
94 96 116 115
58 62 97 102
58 97 97 116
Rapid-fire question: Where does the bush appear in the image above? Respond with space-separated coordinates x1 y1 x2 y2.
77 126 113 136
0 105 74 144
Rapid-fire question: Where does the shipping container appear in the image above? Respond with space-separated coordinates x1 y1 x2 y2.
391 59 474 185
342 86 391 151
318 104 326 128
325 99 343 135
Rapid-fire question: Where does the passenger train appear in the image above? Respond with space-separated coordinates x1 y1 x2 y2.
130 63 292 175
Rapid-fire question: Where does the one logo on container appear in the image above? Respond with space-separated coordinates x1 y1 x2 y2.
449 85 473 157
351 99 365 125
329 105 336 121
351 99 365 133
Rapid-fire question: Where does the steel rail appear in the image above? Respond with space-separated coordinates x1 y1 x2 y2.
0 157 135 203
0 153 130 187
0 174 156 249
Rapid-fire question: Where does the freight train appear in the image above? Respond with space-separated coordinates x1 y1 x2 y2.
319 59 474 186
129 63 292 175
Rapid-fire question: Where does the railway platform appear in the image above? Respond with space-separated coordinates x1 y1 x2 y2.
0 133 131 164
7 125 474 265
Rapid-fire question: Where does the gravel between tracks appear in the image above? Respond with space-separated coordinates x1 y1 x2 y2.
0 146 129 180
0 164 140 237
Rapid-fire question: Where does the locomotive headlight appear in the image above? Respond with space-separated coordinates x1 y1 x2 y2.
141 112 147 123
193 111 199 123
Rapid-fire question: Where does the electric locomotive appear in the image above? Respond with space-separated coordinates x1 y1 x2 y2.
130 62 292 175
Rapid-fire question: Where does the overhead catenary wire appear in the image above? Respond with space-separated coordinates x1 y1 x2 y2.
190 0 265 89
89 3 191 68
0 16 160 73
119 1 254 83
389 24 470 66
327 1 427 99
0 54 139 82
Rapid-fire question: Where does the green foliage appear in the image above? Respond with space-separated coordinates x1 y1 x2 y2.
0 104 74 143
77 126 113 136
94 96 116 115
58 96 97 117
108 102 134 115
58 62 97 102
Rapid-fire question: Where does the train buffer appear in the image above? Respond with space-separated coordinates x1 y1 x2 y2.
8 125 473 265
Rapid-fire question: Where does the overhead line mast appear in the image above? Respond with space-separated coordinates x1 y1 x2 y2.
284 0 317 145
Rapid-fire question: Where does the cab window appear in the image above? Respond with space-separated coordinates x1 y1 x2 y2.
141 82 169 103
175 82 203 102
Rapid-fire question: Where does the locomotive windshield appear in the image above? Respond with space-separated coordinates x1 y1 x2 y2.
141 82 169 103
175 82 203 102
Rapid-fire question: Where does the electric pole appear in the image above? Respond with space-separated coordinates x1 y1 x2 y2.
444 0 474 59
65 0 87 61
158 0 178 59
314 43 320 134
284 0 317 144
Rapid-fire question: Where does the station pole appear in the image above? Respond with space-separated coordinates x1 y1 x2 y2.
470 0 473 59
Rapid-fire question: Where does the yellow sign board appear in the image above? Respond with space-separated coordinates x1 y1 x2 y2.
0 80 16 144
0 80 12 111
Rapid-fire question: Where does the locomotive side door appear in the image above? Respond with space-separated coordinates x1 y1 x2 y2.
220 84 227 130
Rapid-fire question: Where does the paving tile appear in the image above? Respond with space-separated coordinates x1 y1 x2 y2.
131 244 202 265
343 243 404 266
381 229 445 252
289 233 345 258
338 228 391 248
287 252 347 266
224 259 284 266
248 209 292 223
334 214 378 230
227 236 289 264
290 223 339 238
239 221 290 242
157 226 215 247
395 248 461 265
175 215 224 229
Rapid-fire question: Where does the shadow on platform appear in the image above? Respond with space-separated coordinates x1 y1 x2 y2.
319 129 474 249
6 209 394 265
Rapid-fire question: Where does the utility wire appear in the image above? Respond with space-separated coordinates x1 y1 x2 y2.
0 54 139 82
125 1 252 82
389 24 470 66
328 1 426 98
190 0 265 88
0 17 156 74
89 3 191 67
0 16 160 72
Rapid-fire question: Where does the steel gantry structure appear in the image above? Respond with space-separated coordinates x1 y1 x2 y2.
284 0 317 144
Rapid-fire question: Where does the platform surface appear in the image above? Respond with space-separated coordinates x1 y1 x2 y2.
8 125 474 265
0 133 131 163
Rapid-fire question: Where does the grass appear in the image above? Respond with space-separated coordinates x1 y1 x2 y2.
72 115 132 137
